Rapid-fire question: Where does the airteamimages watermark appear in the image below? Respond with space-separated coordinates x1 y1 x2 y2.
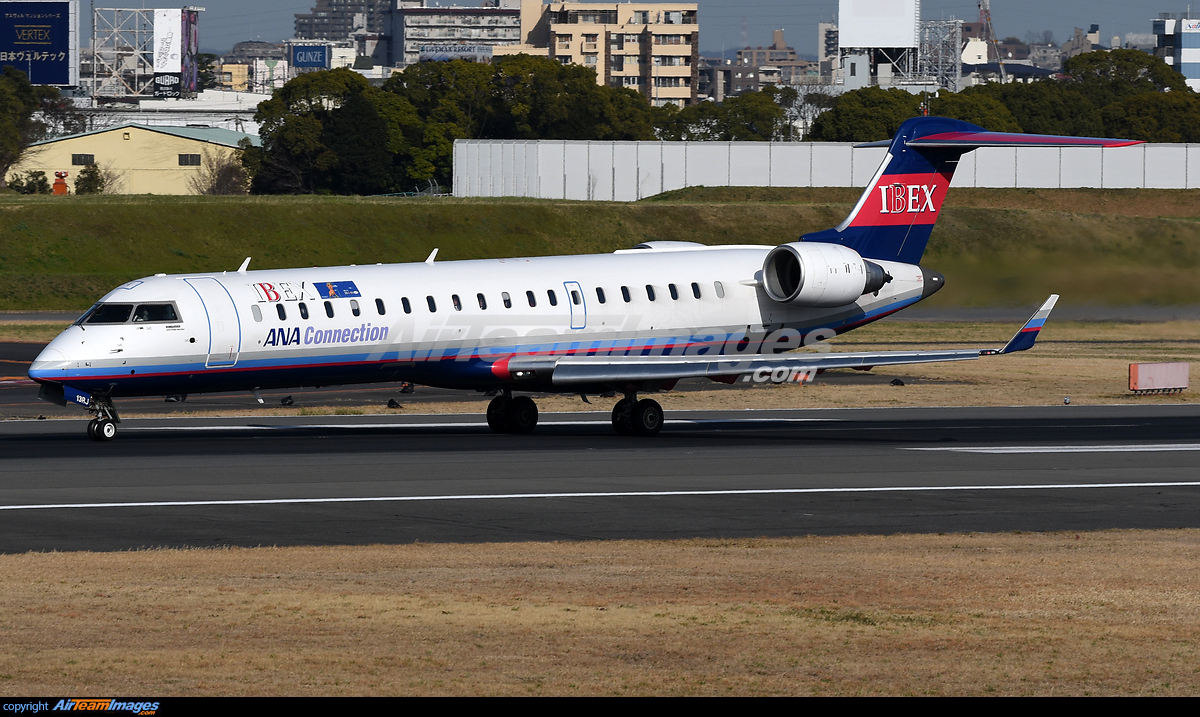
2 701 159 715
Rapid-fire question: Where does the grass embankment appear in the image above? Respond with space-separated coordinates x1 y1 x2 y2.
3 531 1199 695
0 188 1198 310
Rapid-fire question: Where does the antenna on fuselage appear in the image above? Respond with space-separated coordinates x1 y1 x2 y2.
237 257 252 274
425 248 438 264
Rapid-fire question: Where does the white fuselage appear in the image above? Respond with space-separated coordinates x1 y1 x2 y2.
29 244 930 397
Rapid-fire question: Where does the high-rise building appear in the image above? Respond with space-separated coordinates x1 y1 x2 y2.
545 2 699 106
1153 14 1200 91
736 30 816 85
295 1 390 41
389 0 547 68
818 22 838 76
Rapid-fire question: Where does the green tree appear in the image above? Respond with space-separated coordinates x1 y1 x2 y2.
929 91 1021 132
197 53 220 91
1063 49 1191 108
720 91 788 140
74 163 105 194
7 169 49 194
0 67 63 188
805 86 921 141
1101 92 1200 142
963 81 1103 136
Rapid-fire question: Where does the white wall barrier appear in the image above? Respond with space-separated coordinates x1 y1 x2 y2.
452 140 1198 200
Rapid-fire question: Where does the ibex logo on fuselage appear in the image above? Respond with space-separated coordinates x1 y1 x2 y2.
878 183 937 214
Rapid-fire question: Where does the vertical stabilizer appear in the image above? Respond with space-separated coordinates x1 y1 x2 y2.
801 117 1142 265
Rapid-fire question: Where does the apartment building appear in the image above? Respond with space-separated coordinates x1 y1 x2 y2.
545 2 699 106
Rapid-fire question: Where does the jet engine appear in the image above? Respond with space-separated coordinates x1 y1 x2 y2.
762 242 891 307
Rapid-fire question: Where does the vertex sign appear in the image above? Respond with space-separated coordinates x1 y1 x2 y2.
291 44 328 68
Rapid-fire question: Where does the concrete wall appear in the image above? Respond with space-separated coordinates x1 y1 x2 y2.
454 140 1199 200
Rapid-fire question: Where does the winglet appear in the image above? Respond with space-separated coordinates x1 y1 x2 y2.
237 257 251 274
996 295 1059 354
425 248 438 264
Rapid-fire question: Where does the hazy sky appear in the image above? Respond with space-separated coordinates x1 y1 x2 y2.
100 1 1165 56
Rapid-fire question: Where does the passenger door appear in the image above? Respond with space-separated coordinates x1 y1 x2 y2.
185 277 241 368
563 281 586 330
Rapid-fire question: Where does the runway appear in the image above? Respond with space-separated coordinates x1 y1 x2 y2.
2 404 1199 553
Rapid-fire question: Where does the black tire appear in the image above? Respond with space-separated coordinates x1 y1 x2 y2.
632 399 664 437
86 419 99 441
96 419 117 441
509 396 538 434
611 398 635 436
486 395 513 433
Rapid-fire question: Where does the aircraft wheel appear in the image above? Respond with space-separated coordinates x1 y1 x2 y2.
508 396 538 434
95 419 117 441
611 398 635 436
631 399 664 437
86 419 99 441
486 395 513 434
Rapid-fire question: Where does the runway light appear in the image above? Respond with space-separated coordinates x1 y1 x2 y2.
1064 397 1071 405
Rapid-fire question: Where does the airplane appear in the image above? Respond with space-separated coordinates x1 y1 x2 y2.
29 116 1140 440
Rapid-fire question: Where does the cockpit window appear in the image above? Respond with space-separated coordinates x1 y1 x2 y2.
133 303 179 323
86 304 133 324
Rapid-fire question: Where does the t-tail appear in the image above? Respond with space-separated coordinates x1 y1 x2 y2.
801 117 1142 265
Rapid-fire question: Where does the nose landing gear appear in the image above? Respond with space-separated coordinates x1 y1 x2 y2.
86 396 121 441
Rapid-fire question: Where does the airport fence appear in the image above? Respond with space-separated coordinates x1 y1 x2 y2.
452 140 1200 201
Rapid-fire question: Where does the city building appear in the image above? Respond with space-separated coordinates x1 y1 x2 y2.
11 124 260 195
1061 25 1106 60
1152 14 1200 91
389 0 546 67
295 1 390 41
545 2 699 106
736 30 817 85
818 22 838 77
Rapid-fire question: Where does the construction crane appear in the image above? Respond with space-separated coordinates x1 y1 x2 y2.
979 0 1007 83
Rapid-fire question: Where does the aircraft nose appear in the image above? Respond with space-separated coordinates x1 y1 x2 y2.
28 346 70 380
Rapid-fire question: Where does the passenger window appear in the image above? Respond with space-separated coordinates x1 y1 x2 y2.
452 294 462 311
378 298 388 315
621 286 631 303
669 284 679 300
596 287 606 304
401 298 410 314
86 304 133 324
299 302 309 320
714 281 725 298
477 293 487 310
251 305 263 322
527 290 537 307
692 282 701 299
502 292 512 308
571 290 581 305
427 296 437 312
350 299 360 317
133 303 179 322
547 290 558 307
276 303 287 320
324 301 334 318
646 285 656 301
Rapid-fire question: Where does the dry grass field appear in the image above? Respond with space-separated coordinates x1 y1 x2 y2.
2 532 1199 696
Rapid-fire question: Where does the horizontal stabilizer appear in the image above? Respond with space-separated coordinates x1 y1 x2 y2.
907 132 1140 149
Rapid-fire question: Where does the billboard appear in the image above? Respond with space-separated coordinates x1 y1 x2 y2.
0 0 78 85
418 44 494 63
252 58 288 91
152 8 181 73
292 44 328 68
181 8 198 92
838 0 919 49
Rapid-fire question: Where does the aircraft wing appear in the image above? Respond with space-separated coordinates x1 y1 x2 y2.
505 295 1059 388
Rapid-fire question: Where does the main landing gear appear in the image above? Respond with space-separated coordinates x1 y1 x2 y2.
86 396 120 442
610 394 663 437
487 392 539 434
486 391 664 437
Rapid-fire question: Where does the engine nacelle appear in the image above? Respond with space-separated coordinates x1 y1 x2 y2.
762 242 890 307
